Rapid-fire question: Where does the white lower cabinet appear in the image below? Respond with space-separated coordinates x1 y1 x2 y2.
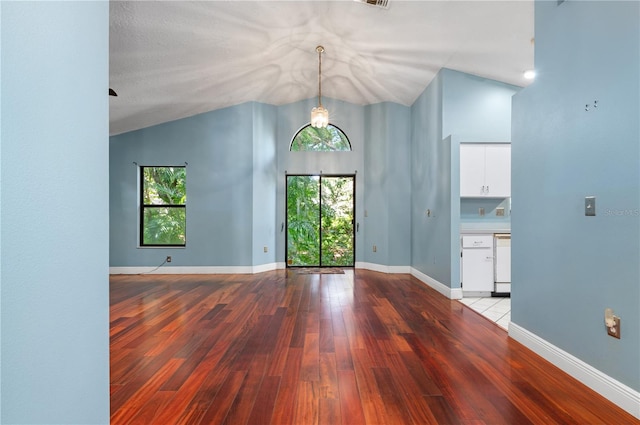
461 234 494 294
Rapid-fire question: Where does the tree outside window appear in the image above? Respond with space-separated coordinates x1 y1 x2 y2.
140 166 186 246
290 124 351 151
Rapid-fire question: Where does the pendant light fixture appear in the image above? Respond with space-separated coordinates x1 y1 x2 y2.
310 45 329 128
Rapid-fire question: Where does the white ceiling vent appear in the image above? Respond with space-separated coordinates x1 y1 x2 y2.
354 0 389 10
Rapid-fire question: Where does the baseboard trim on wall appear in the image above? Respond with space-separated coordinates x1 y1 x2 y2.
354 262 411 274
353 264 463 301
252 263 280 273
110 263 409 275
109 263 280 275
509 322 640 420
410 267 463 300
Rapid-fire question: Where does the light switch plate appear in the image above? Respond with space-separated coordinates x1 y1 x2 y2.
585 196 596 216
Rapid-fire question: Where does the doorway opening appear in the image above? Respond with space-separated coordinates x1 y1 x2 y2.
286 175 355 267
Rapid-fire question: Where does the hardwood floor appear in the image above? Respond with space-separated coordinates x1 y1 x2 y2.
110 270 637 424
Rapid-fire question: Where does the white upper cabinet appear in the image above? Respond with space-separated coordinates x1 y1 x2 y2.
460 143 511 198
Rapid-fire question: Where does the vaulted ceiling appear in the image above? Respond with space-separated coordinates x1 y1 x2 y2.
109 0 534 135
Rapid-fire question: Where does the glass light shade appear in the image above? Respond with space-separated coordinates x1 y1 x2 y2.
310 106 329 128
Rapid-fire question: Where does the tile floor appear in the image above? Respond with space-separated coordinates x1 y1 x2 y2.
458 296 511 330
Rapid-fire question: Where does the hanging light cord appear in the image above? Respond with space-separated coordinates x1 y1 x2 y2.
317 46 324 107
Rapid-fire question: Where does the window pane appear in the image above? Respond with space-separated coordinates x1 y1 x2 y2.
143 167 186 205
291 124 351 151
143 207 186 245
286 176 320 266
321 177 354 266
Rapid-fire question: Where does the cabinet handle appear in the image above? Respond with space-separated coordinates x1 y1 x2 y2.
486 185 489 193
482 185 485 193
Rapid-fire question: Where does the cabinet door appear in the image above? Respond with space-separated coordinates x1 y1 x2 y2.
461 235 494 292
460 144 486 197
484 144 511 197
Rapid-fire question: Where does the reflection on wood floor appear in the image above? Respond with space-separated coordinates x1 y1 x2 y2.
110 269 636 424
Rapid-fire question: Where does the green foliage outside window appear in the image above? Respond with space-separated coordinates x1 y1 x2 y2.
290 124 351 151
287 176 354 267
320 177 354 266
287 176 320 265
141 166 186 246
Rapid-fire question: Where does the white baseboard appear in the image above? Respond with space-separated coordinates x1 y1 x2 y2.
410 267 463 300
111 262 401 275
112 262 414 275
462 291 492 298
354 263 462 300
109 263 279 275
251 262 280 274
509 322 640 419
354 262 411 274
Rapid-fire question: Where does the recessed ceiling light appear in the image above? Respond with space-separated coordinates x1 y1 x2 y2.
524 70 536 80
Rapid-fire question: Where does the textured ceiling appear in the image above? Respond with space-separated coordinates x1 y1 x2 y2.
109 0 534 135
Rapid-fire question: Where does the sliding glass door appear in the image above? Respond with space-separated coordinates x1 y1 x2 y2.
286 175 355 267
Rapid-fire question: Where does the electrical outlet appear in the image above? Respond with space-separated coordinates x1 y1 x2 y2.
264 246 268 253
166 256 172 263
373 245 377 253
607 316 621 339
496 207 505 217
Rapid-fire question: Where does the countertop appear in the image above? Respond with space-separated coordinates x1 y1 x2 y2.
460 223 511 234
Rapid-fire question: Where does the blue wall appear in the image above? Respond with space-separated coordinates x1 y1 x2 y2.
110 97 372 268
111 93 420 270
410 72 450 283
1 1 110 423
364 103 411 266
410 69 518 288
364 104 390 265
110 103 263 267
442 69 517 143
252 103 278 265
512 0 639 392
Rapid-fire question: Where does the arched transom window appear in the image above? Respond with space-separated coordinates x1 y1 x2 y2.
290 124 351 152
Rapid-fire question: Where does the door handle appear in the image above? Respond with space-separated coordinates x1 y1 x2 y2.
281 222 284 232
356 222 359 232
